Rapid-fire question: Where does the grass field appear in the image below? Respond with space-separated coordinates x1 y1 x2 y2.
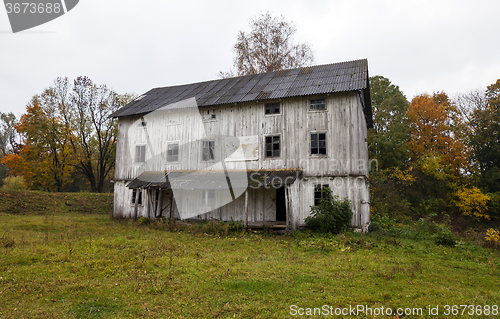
0 190 499 318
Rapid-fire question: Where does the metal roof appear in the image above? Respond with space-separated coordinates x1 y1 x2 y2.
127 169 302 190
111 59 372 127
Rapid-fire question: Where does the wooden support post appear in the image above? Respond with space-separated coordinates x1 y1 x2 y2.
204 190 208 222
244 189 249 228
169 192 175 224
156 189 164 218
133 188 140 220
285 186 290 231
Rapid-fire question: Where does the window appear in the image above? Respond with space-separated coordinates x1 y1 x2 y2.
265 102 280 115
202 140 215 161
311 133 327 155
265 135 280 158
203 189 216 207
135 145 146 163
167 143 179 162
310 99 326 110
131 189 143 205
314 184 329 206
204 109 216 120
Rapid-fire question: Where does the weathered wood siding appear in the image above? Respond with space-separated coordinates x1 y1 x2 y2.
113 91 370 228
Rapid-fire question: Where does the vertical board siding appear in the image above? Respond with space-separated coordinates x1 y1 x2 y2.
113 92 370 228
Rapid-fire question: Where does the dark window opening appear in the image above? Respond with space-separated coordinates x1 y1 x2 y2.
310 99 326 110
202 140 215 161
132 189 143 205
265 135 280 158
314 184 329 206
265 103 280 115
311 133 326 155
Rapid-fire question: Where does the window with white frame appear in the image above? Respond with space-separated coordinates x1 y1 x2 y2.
135 145 146 163
310 99 326 110
167 143 179 162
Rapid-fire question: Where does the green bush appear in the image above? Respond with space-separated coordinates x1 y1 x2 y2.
1 176 26 191
305 187 353 234
434 230 457 247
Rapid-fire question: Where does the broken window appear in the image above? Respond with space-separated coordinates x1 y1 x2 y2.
265 102 280 115
310 99 326 110
131 188 143 205
314 184 329 206
265 135 280 158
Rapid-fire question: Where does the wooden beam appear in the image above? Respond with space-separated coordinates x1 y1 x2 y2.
244 189 249 228
169 192 175 223
133 188 140 220
285 186 290 231
156 189 164 218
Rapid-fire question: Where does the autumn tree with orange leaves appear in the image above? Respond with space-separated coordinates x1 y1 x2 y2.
1 94 75 191
407 92 468 174
1 77 134 192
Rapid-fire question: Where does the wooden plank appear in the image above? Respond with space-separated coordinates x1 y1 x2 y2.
156 189 164 218
244 189 248 228
133 188 140 220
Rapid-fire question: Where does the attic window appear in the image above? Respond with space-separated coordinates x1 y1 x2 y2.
265 103 280 115
203 110 217 120
310 99 326 110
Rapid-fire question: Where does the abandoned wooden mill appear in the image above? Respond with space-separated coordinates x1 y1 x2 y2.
111 59 373 231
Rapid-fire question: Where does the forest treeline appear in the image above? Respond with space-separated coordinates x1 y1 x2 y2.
0 75 499 230
0 76 134 193
369 76 500 227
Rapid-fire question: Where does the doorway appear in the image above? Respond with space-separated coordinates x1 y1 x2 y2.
276 187 286 221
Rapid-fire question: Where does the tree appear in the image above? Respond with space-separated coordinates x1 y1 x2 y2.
221 12 314 77
469 79 500 193
0 112 18 157
1 95 75 191
0 112 18 187
69 76 135 192
1 77 134 192
368 76 410 169
407 92 468 174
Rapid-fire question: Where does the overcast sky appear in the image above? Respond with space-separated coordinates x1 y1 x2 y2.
1 0 499 118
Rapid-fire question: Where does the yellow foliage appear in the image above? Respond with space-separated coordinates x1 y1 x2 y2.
388 167 415 186
485 229 500 243
452 186 490 220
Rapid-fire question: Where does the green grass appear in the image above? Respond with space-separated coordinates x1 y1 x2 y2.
0 191 499 318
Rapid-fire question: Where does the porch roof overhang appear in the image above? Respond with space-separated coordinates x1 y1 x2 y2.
126 169 302 190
